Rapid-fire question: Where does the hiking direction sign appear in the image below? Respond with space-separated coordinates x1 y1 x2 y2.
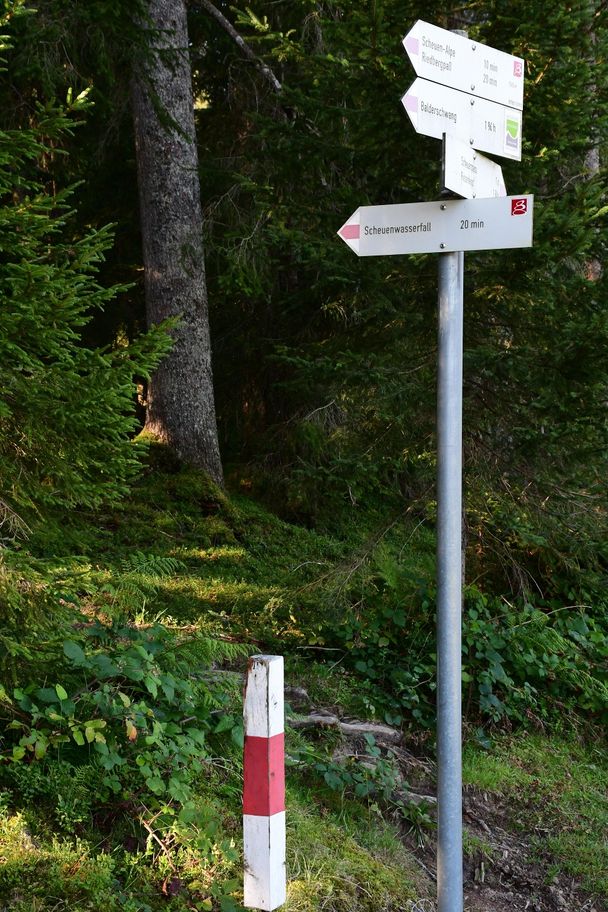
402 78 522 161
337 195 533 257
442 135 506 199
403 19 524 110
401 20 524 164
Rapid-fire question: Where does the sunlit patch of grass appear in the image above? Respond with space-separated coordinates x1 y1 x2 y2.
157 575 284 615
508 735 608 896
463 746 533 793
545 830 608 895
0 807 118 911
171 545 249 563
284 785 425 912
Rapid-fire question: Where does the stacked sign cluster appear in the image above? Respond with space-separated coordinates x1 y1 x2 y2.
338 20 532 257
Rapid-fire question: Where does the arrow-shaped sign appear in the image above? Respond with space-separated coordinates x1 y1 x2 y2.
403 20 524 110
442 135 506 199
337 195 533 257
402 78 522 161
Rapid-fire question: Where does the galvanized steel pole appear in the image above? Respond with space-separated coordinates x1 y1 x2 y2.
436 245 464 912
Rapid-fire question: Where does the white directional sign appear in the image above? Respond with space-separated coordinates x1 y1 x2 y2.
403 20 524 110
337 195 533 257
442 135 506 199
402 78 522 161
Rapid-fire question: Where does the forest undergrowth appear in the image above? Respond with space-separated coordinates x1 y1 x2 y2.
0 445 606 912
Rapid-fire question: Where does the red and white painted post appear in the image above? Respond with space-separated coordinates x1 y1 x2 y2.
243 655 286 910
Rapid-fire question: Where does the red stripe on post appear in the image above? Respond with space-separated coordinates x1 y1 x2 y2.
243 733 285 816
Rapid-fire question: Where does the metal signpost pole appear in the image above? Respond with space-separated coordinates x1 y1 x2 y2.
435 14 467 897
338 21 530 912
435 18 467 900
436 242 464 912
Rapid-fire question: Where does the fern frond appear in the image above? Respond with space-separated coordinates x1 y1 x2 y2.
103 551 186 617
120 551 184 578
511 608 608 710
172 635 250 667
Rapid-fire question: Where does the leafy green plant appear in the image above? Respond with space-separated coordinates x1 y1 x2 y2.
313 737 401 803
326 551 437 727
324 546 607 728
0 621 246 823
462 588 608 723
293 733 435 846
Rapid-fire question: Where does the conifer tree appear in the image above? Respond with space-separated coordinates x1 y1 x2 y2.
0 95 170 524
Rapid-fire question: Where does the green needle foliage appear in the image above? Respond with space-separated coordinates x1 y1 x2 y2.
193 0 608 609
0 98 171 524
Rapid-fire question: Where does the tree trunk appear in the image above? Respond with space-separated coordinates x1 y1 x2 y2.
584 1 602 282
131 0 223 486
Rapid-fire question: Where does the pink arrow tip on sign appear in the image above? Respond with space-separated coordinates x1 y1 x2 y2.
404 36 419 56
339 223 360 240
337 208 361 255
402 92 418 113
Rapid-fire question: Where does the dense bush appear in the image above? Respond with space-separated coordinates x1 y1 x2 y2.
327 551 608 728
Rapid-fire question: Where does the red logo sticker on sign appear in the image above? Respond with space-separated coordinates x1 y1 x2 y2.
511 198 528 216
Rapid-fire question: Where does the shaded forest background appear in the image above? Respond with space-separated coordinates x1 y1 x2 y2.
4 0 607 599
2 0 607 592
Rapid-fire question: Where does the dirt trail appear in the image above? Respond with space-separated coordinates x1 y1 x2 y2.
288 691 606 912
399 748 605 912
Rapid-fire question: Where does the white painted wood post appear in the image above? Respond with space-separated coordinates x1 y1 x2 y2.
243 655 286 910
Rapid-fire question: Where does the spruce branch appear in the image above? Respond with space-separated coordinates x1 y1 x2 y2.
195 0 282 93
0 499 30 542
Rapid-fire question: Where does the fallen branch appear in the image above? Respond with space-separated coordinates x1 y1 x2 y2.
288 712 402 744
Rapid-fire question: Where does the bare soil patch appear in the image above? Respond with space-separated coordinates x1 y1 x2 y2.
293 699 607 912
397 746 606 912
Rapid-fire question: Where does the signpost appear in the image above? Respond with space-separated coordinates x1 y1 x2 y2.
442 135 506 199
436 243 463 912
402 78 522 160
337 19 530 912
403 19 524 110
337 195 532 256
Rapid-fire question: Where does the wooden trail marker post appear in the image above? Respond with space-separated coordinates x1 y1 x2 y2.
337 20 531 912
243 655 286 910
